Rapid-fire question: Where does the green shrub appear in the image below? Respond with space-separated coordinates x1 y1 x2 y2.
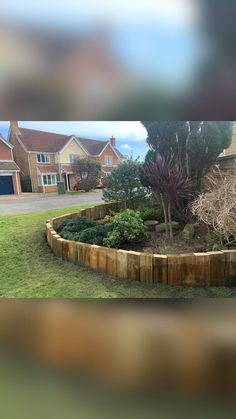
79 224 113 245
103 212 117 224
59 231 82 241
104 209 146 248
182 224 195 241
103 158 149 208
139 205 164 222
205 231 226 250
57 216 96 234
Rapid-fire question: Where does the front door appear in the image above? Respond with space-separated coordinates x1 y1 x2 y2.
0 175 14 195
64 174 71 191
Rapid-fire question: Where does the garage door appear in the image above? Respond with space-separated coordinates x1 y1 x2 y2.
0 175 14 195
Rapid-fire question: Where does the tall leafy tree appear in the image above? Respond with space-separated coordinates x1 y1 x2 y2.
142 121 232 191
141 121 232 221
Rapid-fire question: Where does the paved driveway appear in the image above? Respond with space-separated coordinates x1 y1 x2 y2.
0 191 103 215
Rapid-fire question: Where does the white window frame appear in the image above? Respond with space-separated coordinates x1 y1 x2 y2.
38 174 57 186
69 154 79 163
104 155 113 166
37 154 51 164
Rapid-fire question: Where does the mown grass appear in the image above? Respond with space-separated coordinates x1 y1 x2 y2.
0 205 234 297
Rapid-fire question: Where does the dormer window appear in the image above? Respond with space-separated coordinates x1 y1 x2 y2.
37 154 51 164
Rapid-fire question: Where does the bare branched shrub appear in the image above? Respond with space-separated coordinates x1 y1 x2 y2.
191 165 236 243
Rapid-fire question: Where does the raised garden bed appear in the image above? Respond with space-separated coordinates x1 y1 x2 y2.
46 202 236 287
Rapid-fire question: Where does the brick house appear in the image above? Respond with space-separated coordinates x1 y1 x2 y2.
9 122 125 193
78 136 125 176
0 134 21 195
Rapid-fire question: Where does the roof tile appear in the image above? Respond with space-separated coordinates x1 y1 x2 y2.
0 161 20 171
18 128 71 152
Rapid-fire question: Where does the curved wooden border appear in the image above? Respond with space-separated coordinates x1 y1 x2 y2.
46 202 236 287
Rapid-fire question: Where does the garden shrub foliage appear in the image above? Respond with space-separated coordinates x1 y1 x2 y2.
104 209 146 248
58 216 112 245
103 158 148 208
139 205 164 222
57 217 96 234
57 210 146 248
79 224 113 245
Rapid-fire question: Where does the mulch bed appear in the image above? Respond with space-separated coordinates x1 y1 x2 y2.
121 224 210 254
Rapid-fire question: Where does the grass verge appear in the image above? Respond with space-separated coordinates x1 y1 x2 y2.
0 205 234 297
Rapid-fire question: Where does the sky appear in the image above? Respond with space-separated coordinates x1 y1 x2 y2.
1 0 200 28
0 121 149 159
1 0 206 93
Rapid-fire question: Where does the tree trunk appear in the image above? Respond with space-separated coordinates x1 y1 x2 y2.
185 130 191 178
160 195 169 238
168 201 173 241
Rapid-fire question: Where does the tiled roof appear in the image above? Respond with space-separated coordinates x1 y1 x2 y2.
0 161 20 171
114 147 125 159
0 135 13 149
61 164 75 173
37 165 59 174
77 137 108 156
18 128 71 152
77 137 125 159
13 127 125 159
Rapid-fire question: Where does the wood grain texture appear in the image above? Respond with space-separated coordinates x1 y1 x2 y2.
222 250 236 286
106 248 117 277
90 245 99 270
97 246 107 272
208 251 225 286
153 255 168 284
140 253 153 283
117 249 128 279
194 253 210 287
127 251 141 281
167 254 182 285
180 253 196 286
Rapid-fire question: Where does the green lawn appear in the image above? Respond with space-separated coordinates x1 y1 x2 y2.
0 205 234 297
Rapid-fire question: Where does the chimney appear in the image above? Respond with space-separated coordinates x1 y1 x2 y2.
110 136 116 147
10 121 21 136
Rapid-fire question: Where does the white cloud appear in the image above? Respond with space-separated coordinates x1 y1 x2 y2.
120 143 133 151
17 121 147 142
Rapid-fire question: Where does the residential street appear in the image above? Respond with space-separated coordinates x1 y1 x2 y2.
0 191 103 215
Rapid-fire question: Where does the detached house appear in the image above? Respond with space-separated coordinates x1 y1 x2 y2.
9 122 125 193
0 134 21 195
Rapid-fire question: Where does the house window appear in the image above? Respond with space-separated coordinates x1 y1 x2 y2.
38 174 57 186
69 154 79 163
37 154 51 164
105 156 113 166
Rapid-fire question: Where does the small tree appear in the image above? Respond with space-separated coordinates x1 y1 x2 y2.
191 166 236 244
142 121 232 186
141 154 193 239
103 158 148 208
73 157 101 191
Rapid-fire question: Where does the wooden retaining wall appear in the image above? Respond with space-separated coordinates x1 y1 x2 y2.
46 202 236 287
